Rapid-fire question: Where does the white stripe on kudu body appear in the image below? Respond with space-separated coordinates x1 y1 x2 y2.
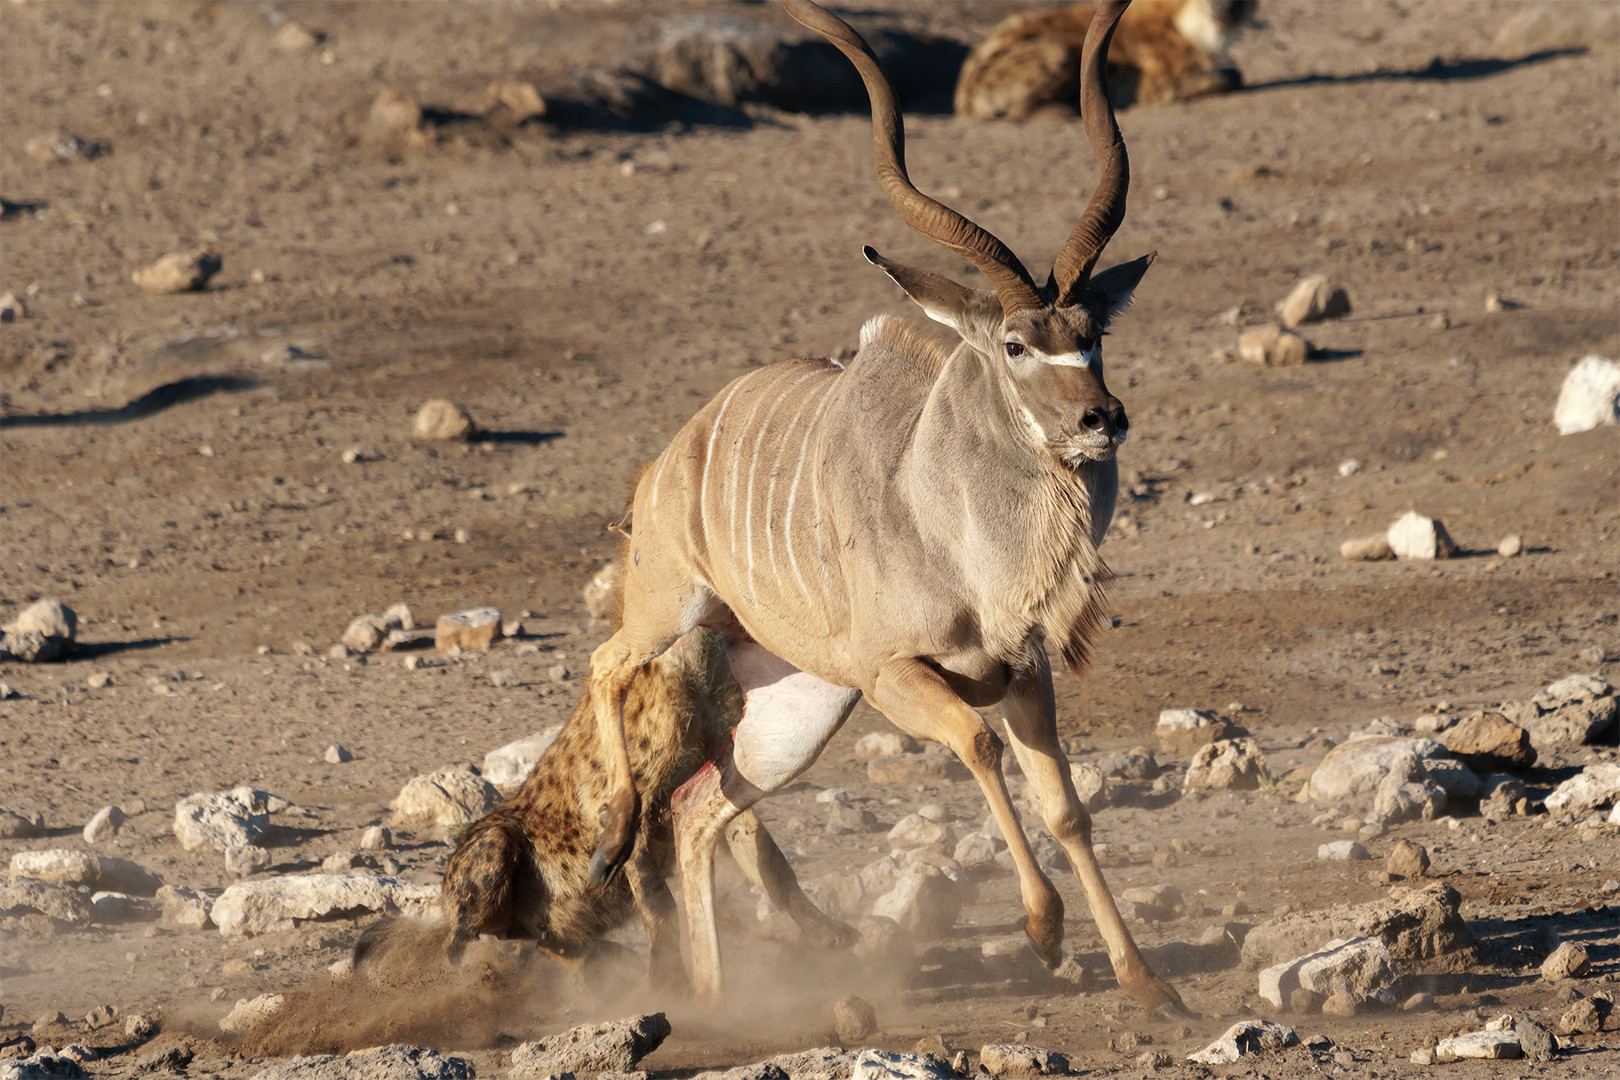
589 0 1187 1024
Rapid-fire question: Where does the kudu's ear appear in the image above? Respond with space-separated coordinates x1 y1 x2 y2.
864 246 978 327
1087 251 1156 326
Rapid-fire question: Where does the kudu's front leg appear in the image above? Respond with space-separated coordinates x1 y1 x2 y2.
867 657 1068 967
999 654 1190 1018
586 630 646 887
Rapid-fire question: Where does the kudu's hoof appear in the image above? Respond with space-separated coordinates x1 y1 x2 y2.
1134 976 1194 1021
1024 914 1065 969
588 789 640 888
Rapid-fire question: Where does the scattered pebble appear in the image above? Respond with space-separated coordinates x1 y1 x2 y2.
412 399 475 441
324 744 353 764
1553 354 1620 435
435 607 502 652
132 251 222 294
1387 509 1458 560
1238 324 1311 366
1277 274 1351 327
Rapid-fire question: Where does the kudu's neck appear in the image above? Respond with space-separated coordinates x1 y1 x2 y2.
897 341 1107 661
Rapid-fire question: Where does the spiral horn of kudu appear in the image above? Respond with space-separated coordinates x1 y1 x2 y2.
783 0 1045 316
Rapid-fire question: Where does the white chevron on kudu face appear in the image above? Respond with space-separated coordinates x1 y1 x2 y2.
584 0 1188 1021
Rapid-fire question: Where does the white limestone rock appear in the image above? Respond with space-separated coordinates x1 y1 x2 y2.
210 873 439 936
1552 355 1620 435
1543 762 1620 817
1387 510 1458 560
1187 1020 1299 1064
174 788 277 852
481 728 562 789
1435 1031 1521 1062
391 765 500 828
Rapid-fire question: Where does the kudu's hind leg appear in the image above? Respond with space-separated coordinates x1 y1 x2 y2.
999 655 1190 1017
867 656 1067 967
674 640 860 1003
725 810 858 950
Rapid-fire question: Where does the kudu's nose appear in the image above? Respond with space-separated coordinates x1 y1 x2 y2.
1081 404 1128 436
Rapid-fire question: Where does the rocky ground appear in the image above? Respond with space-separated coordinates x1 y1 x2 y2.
2 1 1618 1078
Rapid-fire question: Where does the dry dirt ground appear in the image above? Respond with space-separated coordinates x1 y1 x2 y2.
2 1 1618 1077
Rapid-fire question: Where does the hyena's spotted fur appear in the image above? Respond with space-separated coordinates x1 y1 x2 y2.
357 626 854 984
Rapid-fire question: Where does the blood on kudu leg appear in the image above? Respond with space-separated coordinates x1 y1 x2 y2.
673 641 860 1002
999 655 1190 1017
866 656 1067 966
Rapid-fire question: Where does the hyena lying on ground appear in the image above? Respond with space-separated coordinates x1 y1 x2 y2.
955 0 1256 119
355 626 855 986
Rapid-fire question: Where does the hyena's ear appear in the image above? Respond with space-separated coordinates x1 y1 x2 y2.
1086 252 1155 326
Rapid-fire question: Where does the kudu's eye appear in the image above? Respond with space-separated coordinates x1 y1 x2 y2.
1004 342 1025 358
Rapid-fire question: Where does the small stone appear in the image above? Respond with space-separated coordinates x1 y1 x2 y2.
1183 737 1268 791
1385 839 1430 879
3 599 77 640
867 749 964 784
225 844 272 876
340 614 392 652
1277 275 1351 327
1554 355 1620 434
1557 997 1602 1035
0 291 23 322
1136 1049 1173 1070
1497 534 1523 557
979 1044 1069 1076
509 1013 670 1074
1320 991 1358 1016
324 744 353 764
413 399 475 441
25 129 99 164
80 804 126 846
366 89 423 137
1409 1047 1436 1065
1337 458 1362 477
392 763 500 828
1402 992 1434 1012
85 671 112 689
218 993 285 1034
484 79 547 121
124 1013 158 1040
132 251 222 294
1156 707 1240 755
548 663 570 682
490 669 520 688
157 885 213 929
1317 840 1369 861
856 731 919 758
1238 324 1311 366
436 607 502 651
834 995 877 1042
1438 710 1535 770
273 21 320 51
1515 1017 1556 1062
1435 1031 1521 1061
1187 1020 1300 1064
1387 510 1458 560
1340 534 1392 561
1541 940 1590 981
360 825 392 850
84 1004 117 1029
1484 292 1508 313
887 814 954 851
1429 312 1450 330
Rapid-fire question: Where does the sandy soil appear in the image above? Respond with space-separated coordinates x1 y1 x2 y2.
2 1 1617 1078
